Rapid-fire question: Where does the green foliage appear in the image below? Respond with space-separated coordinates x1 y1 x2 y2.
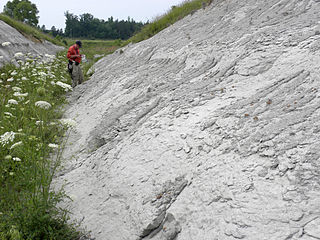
128 0 212 44
0 14 64 46
64 11 145 40
0 53 82 239
3 0 39 27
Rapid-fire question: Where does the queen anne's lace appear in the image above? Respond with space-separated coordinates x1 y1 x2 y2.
35 101 52 110
0 131 15 146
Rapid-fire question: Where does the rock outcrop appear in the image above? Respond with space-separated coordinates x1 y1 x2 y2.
56 0 320 239
0 20 64 67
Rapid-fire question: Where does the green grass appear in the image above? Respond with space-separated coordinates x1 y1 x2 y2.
0 14 65 47
127 0 212 44
0 53 82 239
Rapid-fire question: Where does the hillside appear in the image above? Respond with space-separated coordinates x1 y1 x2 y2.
56 0 320 239
0 19 63 67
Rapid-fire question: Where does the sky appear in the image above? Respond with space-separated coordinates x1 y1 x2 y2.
0 0 185 30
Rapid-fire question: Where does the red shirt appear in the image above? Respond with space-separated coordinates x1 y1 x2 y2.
67 44 81 63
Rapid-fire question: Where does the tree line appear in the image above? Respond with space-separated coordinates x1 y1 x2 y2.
63 12 145 40
3 0 146 40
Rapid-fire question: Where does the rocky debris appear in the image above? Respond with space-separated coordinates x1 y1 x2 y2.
54 0 320 239
0 20 64 67
140 176 187 239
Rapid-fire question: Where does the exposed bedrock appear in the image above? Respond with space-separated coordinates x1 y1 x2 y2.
55 0 320 239
0 20 64 67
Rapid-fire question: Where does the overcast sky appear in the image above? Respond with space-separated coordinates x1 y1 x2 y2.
0 0 185 30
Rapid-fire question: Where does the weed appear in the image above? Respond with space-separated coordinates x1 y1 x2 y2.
0 51 82 239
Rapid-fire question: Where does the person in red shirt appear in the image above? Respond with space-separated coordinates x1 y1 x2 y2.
67 40 84 87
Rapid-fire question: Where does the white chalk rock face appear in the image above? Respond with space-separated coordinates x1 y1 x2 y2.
0 20 64 67
55 0 320 239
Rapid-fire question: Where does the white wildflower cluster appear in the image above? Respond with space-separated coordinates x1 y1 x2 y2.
56 81 72 92
48 143 59 148
0 56 3 60
8 99 18 105
11 70 17 76
13 92 28 98
0 131 15 146
13 157 21 162
7 77 14 82
59 118 77 128
12 86 22 92
2 42 11 47
35 120 43 125
14 52 24 58
35 100 52 109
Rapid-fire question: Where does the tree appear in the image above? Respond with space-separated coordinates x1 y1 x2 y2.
3 0 39 26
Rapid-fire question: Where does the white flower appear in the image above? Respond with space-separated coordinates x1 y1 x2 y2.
2 42 11 47
60 118 77 128
39 72 47 77
35 120 43 125
35 101 51 109
1 73 5 77
11 71 17 76
0 131 15 146
8 99 18 105
56 81 72 92
13 92 28 97
0 80 2 83
14 52 24 58
4 112 13 117
12 86 22 92
13 157 21 162
7 77 14 82
0 56 3 60
45 54 55 59
11 141 22 150
48 143 59 148
21 77 27 81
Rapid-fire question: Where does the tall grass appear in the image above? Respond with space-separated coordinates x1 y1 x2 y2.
0 51 82 239
128 0 213 43
0 14 65 46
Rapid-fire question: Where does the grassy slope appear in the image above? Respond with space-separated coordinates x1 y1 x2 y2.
127 0 213 44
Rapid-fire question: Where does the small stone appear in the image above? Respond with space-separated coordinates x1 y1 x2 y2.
180 133 187 139
278 162 289 173
184 145 192 153
256 165 268 177
244 182 254 192
289 209 304 221
260 149 275 157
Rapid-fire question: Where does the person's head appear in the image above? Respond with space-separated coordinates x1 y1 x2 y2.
75 40 82 49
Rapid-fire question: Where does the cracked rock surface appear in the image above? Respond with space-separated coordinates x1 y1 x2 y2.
55 0 320 239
